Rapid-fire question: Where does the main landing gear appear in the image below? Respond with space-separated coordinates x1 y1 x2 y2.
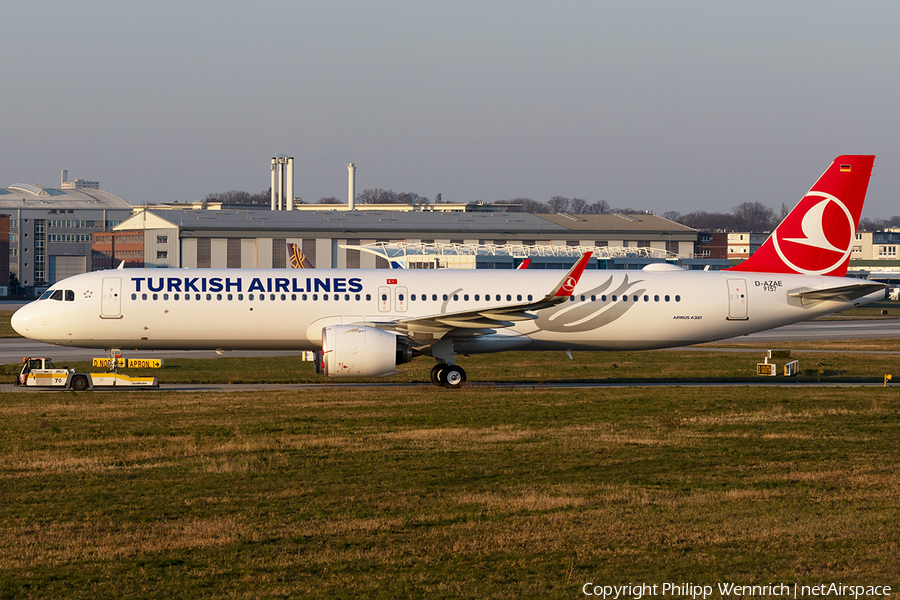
430 363 466 389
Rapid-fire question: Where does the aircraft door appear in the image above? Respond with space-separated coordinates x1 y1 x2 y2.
101 277 123 319
378 286 391 312
395 286 408 313
726 278 748 321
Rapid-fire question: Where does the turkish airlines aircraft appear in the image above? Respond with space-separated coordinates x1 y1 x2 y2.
11 155 885 388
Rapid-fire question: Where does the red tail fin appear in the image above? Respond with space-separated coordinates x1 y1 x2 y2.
728 155 875 276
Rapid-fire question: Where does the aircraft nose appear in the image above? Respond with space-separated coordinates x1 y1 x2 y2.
11 304 34 337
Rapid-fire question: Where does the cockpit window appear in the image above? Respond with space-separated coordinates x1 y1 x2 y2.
65 290 75 301
50 290 64 301
39 290 54 300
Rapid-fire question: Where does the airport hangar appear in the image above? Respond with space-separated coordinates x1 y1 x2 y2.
98 207 714 273
0 183 133 295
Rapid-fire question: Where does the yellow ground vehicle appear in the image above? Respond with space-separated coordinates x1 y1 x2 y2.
15 357 158 390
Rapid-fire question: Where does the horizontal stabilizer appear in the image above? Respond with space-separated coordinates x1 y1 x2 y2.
788 282 886 302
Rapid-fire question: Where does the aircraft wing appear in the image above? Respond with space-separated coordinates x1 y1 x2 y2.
394 252 592 337
788 282 887 303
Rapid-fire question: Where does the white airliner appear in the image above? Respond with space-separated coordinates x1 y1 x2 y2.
11 155 886 388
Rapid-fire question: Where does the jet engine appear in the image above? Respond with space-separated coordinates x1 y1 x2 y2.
315 325 412 377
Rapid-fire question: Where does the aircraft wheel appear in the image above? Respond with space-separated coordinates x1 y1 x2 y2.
440 365 466 389
430 364 447 387
71 375 89 391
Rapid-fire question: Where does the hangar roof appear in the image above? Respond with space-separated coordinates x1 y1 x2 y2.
535 212 694 233
117 208 696 238
0 184 132 210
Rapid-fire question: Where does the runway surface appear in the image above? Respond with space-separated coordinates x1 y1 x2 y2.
1 379 894 394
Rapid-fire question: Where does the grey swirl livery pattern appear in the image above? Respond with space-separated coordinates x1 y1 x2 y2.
532 275 646 333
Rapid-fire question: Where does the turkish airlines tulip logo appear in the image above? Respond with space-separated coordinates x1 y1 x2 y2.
561 276 577 292
772 192 854 275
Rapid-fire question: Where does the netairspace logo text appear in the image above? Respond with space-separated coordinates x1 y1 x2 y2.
581 582 892 599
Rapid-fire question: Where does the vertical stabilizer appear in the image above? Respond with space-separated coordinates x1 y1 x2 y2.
728 155 875 276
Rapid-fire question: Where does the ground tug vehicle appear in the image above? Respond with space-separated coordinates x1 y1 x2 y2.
15 355 158 390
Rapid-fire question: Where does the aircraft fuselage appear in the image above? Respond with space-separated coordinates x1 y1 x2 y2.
11 267 883 352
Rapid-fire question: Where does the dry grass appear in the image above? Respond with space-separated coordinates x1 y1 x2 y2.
0 386 898 598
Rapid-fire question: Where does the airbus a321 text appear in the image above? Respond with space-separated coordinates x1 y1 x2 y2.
12 155 886 388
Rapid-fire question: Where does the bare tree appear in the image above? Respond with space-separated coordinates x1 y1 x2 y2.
396 192 430 205
205 189 270 205
520 199 550 213
587 199 611 214
673 210 735 230
612 206 645 215
493 198 551 213
204 190 250 203
859 215 900 231
356 188 399 204
779 203 790 223
547 196 571 213
317 196 341 204
570 198 589 213
732 201 775 231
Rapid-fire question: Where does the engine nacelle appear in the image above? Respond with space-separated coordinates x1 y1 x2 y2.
317 325 412 377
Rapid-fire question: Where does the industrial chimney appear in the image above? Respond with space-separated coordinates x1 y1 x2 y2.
348 163 356 210
270 158 277 211
286 157 293 211
269 156 294 211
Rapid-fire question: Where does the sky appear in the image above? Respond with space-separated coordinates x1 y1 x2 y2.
2 1 899 219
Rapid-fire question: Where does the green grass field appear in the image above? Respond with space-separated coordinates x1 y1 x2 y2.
1 386 897 598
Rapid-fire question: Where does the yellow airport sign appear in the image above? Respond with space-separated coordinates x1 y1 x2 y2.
92 358 163 369
126 359 163 369
93 358 125 368
757 363 776 376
